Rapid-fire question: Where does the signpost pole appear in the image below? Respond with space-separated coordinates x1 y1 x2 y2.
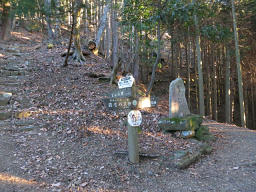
103 74 157 163
128 124 139 163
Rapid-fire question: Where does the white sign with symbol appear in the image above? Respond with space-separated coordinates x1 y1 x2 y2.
128 110 142 127
118 74 135 89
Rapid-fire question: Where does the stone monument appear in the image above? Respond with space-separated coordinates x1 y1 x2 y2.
169 78 190 118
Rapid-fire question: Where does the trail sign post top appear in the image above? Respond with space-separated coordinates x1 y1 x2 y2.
118 74 135 89
128 110 142 127
108 87 133 98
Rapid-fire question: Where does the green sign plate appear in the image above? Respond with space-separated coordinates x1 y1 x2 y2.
103 96 158 110
108 87 133 98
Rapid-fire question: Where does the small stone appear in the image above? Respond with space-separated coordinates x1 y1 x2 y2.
0 92 12 106
0 111 12 120
81 182 88 187
51 182 61 187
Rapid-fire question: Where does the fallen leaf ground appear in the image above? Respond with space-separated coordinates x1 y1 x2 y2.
0 29 256 192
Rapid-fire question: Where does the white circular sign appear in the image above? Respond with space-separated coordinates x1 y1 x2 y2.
118 74 135 89
128 110 142 127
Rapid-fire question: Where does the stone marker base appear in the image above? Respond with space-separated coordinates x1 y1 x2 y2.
159 115 215 142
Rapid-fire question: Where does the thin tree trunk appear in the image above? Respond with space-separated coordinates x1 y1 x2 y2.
230 66 235 123
95 0 110 49
73 0 86 63
206 43 211 117
225 46 231 123
133 29 140 82
110 0 119 84
193 0 205 116
84 0 88 35
193 40 199 113
54 0 61 41
212 53 218 121
147 21 161 95
63 2 75 67
231 0 246 127
186 39 191 110
44 0 55 42
251 74 255 129
106 11 111 60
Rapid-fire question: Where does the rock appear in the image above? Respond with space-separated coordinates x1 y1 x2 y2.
0 111 12 120
0 69 26 76
0 121 10 128
0 81 20 87
195 125 216 142
180 130 195 138
169 78 190 118
3 65 21 71
6 47 20 53
0 92 12 106
158 115 202 132
14 119 37 126
174 143 212 169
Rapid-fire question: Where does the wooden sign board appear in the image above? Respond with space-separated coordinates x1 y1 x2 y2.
104 96 158 110
118 75 135 89
103 97 138 110
108 87 133 98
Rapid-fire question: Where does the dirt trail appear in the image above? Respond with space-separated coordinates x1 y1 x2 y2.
0 33 256 191
1 121 255 192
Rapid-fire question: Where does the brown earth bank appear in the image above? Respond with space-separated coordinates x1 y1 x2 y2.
0 30 255 192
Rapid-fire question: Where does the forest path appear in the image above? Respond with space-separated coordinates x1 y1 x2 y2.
0 33 256 191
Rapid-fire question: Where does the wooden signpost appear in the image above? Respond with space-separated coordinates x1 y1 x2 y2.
127 110 142 163
103 74 158 163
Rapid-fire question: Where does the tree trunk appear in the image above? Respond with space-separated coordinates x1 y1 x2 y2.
95 0 110 49
1 1 12 40
147 21 161 95
212 54 218 121
110 0 119 84
44 0 55 42
186 39 191 110
251 74 255 129
231 0 246 127
63 1 75 67
73 0 86 63
206 43 212 118
54 0 62 41
133 29 140 82
225 46 231 123
193 0 205 116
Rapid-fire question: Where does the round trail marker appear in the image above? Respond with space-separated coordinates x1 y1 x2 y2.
128 110 142 127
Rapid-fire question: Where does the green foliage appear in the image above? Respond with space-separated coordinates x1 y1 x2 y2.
12 0 39 18
201 24 232 43
157 63 162 69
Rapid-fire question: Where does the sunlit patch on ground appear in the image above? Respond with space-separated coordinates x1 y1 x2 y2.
0 173 37 185
86 125 125 138
15 109 85 119
10 29 42 43
11 32 31 41
0 53 6 58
